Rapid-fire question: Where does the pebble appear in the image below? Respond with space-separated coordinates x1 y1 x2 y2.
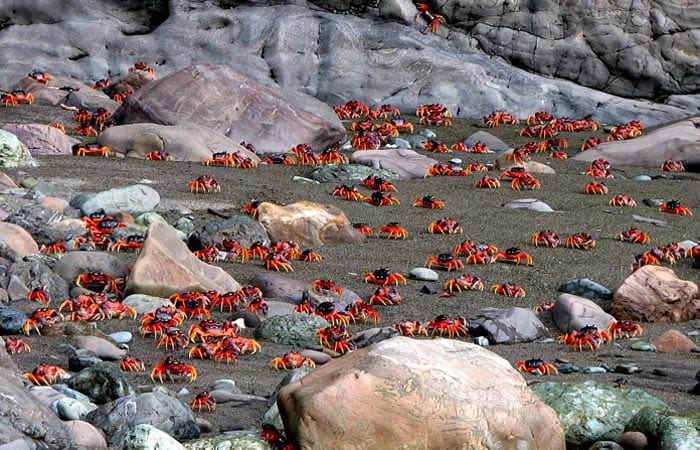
557 363 580 374
582 366 607 374
53 397 97 420
213 379 239 392
108 331 132 345
449 158 462 164
420 283 439 294
652 368 669 377
558 278 613 300
409 267 439 281
538 338 556 344
473 336 489 346
614 364 642 374
419 129 436 139
389 138 411 148
503 198 555 212
630 341 656 352
633 175 652 181
292 176 319 184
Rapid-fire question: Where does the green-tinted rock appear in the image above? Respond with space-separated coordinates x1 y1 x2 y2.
254 313 329 346
626 408 700 450
309 163 397 183
0 129 37 168
183 431 270 449
531 380 671 448
66 361 137 404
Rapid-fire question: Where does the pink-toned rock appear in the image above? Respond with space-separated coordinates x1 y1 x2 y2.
551 293 616 333
278 336 565 449
98 123 259 162
0 222 39 259
40 196 69 212
74 335 126 361
651 329 699 353
1 123 77 156
112 64 345 154
125 220 241 298
103 70 158 99
351 148 438 179
572 115 700 167
611 265 700 322
0 171 19 189
256 200 366 246
65 420 107 449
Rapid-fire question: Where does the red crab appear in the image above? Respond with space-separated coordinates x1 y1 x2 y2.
23 364 69 385
392 320 428 336
262 252 294 272
73 124 100 136
558 325 611 351
474 175 501 189
427 162 468 177
378 222 409 240
527 111 553 124
288 143 319 166
425 253 465 271
156 327 191 351
26 70 53 84
658 199 692 216
367 191 400 206
363 176 397 192
318 147 349 165
530 230 561 248
189 391 216 412
427 315 468 338
661 159 684 172
617 227 651 244
516 358 558 375
506 147 531 163
119 355 146 372
150 356 197 383
364 268 407 286
443 275 484 293
427 217 463 234
413 195 445 209
129 61 155 73
609 193 637 207
259 424 295 450
565 233 597 250
108 234 145 252
187 319 240 342
369 286 402 306
262 153 296 165
72 143 111 156
345 300 380 324
608 320 644 339
76 271 121 294
581 137 603 151
492 283 526 297
188 175 221 193
584 180 608 194
387 118 415 134
467 141 490 154
483 111 519 128
23 308 64 335
271 352 316 370
314 301 351 326
331 184 366 202
353 223 374 236
533 302 555 312
414 3 445 33
27 287 51 305
311 279 344 298
510 173 541 190
316 325 355 353
9 90 34 104
4 337 31 354
494 247 533 266
422 139 450 153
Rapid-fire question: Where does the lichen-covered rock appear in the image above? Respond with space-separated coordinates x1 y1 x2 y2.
183 431 270 450
531 380 671 448
254 313 330 346
626 407 700 450
0 129 36 168
123 424 185 450
66 361 136 404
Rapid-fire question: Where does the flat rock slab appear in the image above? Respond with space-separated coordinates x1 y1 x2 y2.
351 148 438 179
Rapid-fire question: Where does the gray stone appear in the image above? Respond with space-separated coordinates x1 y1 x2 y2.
626 408 700 450
108 331 133 344
122 424 185 450
0 308 28 335
66 361 136 404
250 273 308 301
4 204 64 246
408 267 439 281
122 294 173 315
0 129 36 168
559 278 614 300
351 148 438 179
4 259 70 304
74 335 126 361
53 251 130 291
551 293 616 333
503 198 556 212
80 184 160 217
467 307 549 344
54 397 98 421
183 432 270 450
464 131 510 152
254 313 330 347
309 164 398 183
531 380 670 448
187 215 269 250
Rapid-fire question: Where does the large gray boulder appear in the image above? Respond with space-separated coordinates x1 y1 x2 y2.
0 1 694 126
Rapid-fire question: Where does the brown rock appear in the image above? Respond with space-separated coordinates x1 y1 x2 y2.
103 70 158 99
64 420 107 449
74 335 126 361
0 222 39 259
125 220 241 298
256 200 366 246
651 329 699 353
112 64 345 154
611 265 700 322
278 336 565 449
1 123 77 156
617 430 648 450
350 148 438 179
0 171 19 189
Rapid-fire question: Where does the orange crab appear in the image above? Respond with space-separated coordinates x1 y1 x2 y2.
427 217 463 234
516 358 558 375
443 275 484 293
474 175 501 189
510 173 541 190
188 175 221 193
661 159 684 172
414 3 446 33
150 356 197 383
413 195 445 209
584 180 608 195
26 70 53 84
369 286 402 306
9 90 34 104
558 325 611 351
129 61 156 73
189 391 216 412
427 315 468 338
494 247 533 265
609 193 637 207
119 355 146 372
427 162 468 177
425 253 465 271
392 320 428 336
318 147 349 165
492 283 526 297
331 184 366 202
658 199 692 216
72 143 111 156
617 227 651 244
565 232 596 250
607 320 644 339
581 137 603 151
262 152 294 165
530 230 561 248
345 300 380 324
27 287 51 305
483 111 519 128
271 352 316 370
187 319 240 342
367 191 400 207
23 308 64 335
4 337 31 354
316 325 356 353
23 364 69 385
378 222 409 240
76 271 121 294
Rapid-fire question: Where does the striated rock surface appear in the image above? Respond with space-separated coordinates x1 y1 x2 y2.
278 336 565 449
255 200 366 246
611 265 700 322
1 123 76 156
351 148 438 179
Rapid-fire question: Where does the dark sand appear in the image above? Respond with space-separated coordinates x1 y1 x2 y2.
1 103 699 438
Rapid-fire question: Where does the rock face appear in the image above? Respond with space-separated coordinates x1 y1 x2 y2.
98 123 260 162
0 1 693 126
112 64 345 153
611 265 700 322
572 115 700 167
125 220 242 298
278 336 565 449
255 200 366 246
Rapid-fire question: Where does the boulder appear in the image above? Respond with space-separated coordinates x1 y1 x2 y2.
255 314 330 347
0 129 35 168
610 265 700 322
650 329 699 353
10 76 116 110
467 307 550 344
278 336 565 449
53 251 130 291
79 184 160 217
66 361 136 404
97 123 260 162
102 70 158 99
551 293 616 333
112 64 345 153
64 420 107 449
4 204 65 246
74 335 127 360
463 131 510 151
572 116 700 168
125 220 241 298
0 222 39 260
187 215 268 250
1 123 76 156
255 200 366 246
626 407 700 450
350 148 438 179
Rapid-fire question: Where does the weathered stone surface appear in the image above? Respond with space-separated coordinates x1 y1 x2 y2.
611 265 700 322
650 329 699 353
0 129 35 168
53 251 130 291
255 313 330 347
278 336 565 449
551 293 616 333
626 407 700 450
187 215 268 250
573 116 700 168
65 420 107 449
125 220 241 298
351 148 437 179
80 184 160 217
1 123 76 156
112 64 345 154
67 362 137 404
467 307 550 344
74 335 127 360
0 367 73 449
256 200 366 246
0 222 39 260
98 123 260 162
